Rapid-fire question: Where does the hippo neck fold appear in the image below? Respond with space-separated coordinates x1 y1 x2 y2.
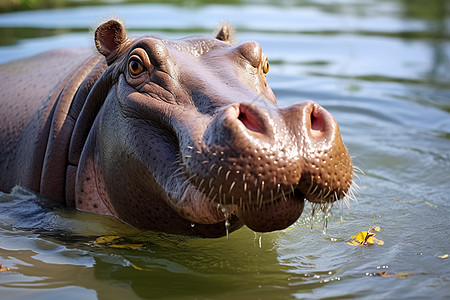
38 53 116 206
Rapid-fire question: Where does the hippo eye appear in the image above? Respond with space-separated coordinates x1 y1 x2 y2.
128 59 144 76
262 57 270 74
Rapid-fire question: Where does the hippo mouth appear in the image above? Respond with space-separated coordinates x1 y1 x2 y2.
169 166 350 233
165 101 353 233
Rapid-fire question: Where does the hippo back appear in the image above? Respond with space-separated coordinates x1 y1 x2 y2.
0 48 97 193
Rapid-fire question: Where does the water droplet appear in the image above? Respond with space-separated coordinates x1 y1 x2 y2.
322 205 332 234
218 204 230 239
322 214 329 234
224 219 230 239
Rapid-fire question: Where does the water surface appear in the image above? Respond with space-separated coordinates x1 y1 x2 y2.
0 1 449 299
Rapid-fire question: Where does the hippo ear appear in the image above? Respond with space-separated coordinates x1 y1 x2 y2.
215 24 235 43
95 19 128 61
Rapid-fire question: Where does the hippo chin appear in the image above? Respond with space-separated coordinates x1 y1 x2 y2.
0 19 353 237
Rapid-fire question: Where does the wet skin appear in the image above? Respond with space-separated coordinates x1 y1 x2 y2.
0 20 353 237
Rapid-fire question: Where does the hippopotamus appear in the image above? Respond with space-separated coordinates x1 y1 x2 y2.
0 19 353 237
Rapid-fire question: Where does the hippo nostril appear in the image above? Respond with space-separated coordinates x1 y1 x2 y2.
310 105 326 138
237 106 265 134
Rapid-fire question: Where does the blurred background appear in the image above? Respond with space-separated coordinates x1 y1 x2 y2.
0 1 449 299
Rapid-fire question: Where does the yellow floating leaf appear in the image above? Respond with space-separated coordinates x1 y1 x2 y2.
131 263 144 271
371 237 384 245
87 236 144 250
439 254 448 259
348 231 383 245
130 263 152 271
93 235 121 245
87 235 122 247
347 217 384 246
347 239 362 246
350 230 370 243
109 243 144 250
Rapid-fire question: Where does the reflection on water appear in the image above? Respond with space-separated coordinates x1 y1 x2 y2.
0 1 449 299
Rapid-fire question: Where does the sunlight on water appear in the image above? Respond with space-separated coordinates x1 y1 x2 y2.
0 0 449 299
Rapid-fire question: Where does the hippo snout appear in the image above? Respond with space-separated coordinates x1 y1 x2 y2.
179 100 352 232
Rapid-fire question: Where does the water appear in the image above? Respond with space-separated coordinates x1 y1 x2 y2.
0 0 449 299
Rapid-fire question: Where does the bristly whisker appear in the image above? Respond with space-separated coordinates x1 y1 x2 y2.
306 181 314 195
198 178 205 189
353 165 365 175
290 184 295 195
207 186 215 198
229 181 236 193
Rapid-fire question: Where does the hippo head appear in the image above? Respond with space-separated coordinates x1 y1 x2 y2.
75 20 353 237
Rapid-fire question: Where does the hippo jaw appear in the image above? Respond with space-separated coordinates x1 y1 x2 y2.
88 19 353 236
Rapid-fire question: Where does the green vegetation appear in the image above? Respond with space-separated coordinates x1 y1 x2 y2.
0 0 243 13
0 0 75 12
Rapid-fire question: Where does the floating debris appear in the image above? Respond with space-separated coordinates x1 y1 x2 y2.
0 263 15 273
366 271 416 279
393 198 437 208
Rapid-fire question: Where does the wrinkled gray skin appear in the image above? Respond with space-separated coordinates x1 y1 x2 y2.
0 20 353 237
